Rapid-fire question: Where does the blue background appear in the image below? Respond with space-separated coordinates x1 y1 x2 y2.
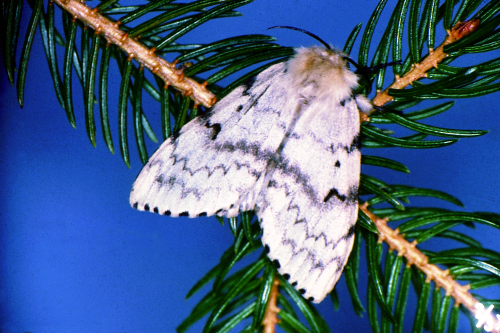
1 0 499 332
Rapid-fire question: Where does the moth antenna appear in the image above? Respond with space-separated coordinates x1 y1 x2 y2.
268 26 331 50
345 58 402 76
344 58 402 93
372 105 404 115
343 57 372 87
369 60 403 73
343 57 362 70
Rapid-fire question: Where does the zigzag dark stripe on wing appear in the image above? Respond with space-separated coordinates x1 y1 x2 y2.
272 157 357 207
323 185 358 204
280 237 347 273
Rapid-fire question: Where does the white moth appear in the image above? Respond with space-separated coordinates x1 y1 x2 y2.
130 46 373 303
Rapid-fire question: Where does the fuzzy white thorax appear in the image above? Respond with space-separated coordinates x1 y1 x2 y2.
287 46 360 103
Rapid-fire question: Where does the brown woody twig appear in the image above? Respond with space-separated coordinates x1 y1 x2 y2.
52 0 217 108
262 277 280 333
372 19 480 107
360 204 500 331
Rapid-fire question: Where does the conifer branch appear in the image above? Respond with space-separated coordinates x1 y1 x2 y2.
361 204 500 333
52 0 216 107
372 19 481 107
362 20 499 331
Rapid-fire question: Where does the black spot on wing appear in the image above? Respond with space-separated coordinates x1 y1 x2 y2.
308 297 314 302
171 130 181 141
324 186 358 205
164 210 171 216
339 96 352 107
241 76 257 96
283 273 290 280
298 288 306 295
345 134 360 153
236 105 244 112
344 225 355 240
264 245 270 254
204 121 222 140
179 212 189 217
153 207 159 214
133 202 138 209
291 282 298 287
324 188 345 203
144 204 150 211
273 259 281 269
335 160 341 167
198 212 207 217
